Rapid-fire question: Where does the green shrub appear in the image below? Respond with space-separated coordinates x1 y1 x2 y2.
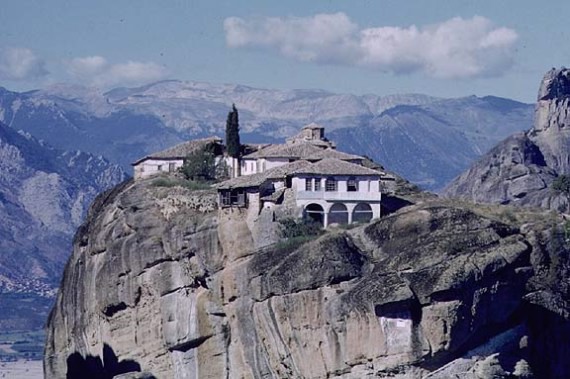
278 217 323 239
552 175 570 194
273 235 316 255
152 177 176 187
181 145 218 181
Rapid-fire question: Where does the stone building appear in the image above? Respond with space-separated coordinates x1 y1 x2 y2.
131 137 223 180
216 158 392 227
131 123 394 227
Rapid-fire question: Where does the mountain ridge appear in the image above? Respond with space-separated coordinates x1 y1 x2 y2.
0 81 533 190
0 121 126 331
444 67 570 210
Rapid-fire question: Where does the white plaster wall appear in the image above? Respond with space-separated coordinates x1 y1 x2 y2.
223 157 240 178
292 177 305 192
134 159 184 179
292 174 383 226
240 159 258 176
292 176 380 193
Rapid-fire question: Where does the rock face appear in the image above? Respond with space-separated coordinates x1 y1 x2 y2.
45 177 570 378
444 68 570 210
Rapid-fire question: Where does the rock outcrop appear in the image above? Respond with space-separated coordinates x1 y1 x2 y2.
45 177 570 378
444 68 570 211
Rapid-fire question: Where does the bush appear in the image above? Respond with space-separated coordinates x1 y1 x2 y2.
552 175 570 194
278 217 323 239
152 177 177 187
273 235 316 255
181 145 218 181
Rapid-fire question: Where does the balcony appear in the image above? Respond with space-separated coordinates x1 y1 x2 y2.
296 190 381 202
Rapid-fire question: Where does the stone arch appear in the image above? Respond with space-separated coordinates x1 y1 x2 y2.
304 203 325 226
329 203 348 225
353 203 373 223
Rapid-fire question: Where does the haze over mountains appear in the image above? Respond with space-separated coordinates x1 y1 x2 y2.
444 67 570 211
0 80 533 190
0 121 125 330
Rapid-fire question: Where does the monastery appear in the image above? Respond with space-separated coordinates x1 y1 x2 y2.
132 124 394 227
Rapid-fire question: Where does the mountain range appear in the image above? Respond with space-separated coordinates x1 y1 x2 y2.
0 81 533 190
0 121 125 331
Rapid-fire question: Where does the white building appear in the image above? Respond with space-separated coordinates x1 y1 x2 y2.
240 139 362 176
132 123 395 227
217 158 393 227
131 137 222 180
290 159 383 226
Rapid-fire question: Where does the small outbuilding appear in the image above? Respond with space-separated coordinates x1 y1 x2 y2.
131 137 223 180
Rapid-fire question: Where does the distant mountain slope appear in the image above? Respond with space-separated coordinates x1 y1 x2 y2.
444 68 570 211
0 81 533 190
0 121 126 331
330 96 533 188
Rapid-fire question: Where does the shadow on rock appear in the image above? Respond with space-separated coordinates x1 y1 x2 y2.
66 343 154 379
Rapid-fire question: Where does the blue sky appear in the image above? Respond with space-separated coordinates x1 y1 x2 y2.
1 0 569 102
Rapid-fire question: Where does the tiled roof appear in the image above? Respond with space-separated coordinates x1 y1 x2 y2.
216 160 311 189
260 188 286 202
244 142 360 161
291 158 383 177
305 148 362 161
132 137 222 165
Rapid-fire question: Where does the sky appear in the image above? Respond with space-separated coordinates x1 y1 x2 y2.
1 0 569 102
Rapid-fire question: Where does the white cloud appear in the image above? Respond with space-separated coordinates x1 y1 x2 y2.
67 56 168 87
0 47 48 81
68 56 108 76
224 13 518 79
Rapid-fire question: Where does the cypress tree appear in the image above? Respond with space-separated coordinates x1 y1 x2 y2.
225 104 241 158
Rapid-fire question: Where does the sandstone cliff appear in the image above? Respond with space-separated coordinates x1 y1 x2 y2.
45 176 570 378
443 68 570 211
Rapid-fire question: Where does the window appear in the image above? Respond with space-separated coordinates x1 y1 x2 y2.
353 203 373 223
230 189 246 207
347 177 358 192
157 165 163 171
221 192 231 206
314 178 321 191
329 203 348 224
325 177 337 192
305 178 312 191
221 190 247 208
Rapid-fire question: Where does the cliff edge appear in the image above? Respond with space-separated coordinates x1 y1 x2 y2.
44 176 570 378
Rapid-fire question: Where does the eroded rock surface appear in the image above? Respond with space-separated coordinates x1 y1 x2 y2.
45 176 570 378
444 67 570 212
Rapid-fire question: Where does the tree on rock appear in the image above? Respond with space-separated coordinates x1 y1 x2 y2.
181 145 217 182
225 104 241 158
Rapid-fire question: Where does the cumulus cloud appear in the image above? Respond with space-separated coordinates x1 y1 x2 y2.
67 56 168 87
224 13 518 79
68 56 108 76
0 47 48 80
